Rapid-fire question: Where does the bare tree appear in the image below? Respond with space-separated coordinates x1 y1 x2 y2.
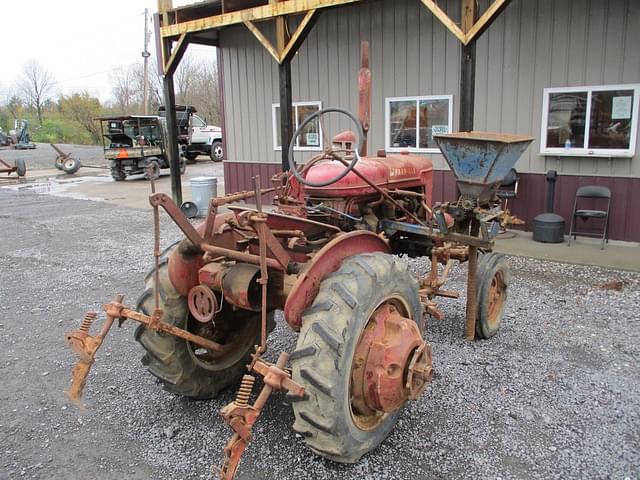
110 66 139 114
107 51 220 123
20 60 55 125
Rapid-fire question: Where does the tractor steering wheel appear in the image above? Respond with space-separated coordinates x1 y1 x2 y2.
287 108 364 188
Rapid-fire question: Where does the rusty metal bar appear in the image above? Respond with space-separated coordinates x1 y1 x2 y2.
213 187 277 207
253 176 269 354
201 243 285 271
464 245 478 340
104 303 224 352
149 192 204 245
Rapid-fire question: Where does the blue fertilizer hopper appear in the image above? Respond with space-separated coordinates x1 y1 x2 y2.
433 131 534 205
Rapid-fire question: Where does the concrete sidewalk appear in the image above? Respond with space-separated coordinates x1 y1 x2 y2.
494 230 640 272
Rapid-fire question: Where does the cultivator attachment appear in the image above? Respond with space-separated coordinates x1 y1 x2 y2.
65 295 226 406
218 352 305 479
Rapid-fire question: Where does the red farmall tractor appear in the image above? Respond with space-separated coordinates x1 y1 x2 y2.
64 44 533 478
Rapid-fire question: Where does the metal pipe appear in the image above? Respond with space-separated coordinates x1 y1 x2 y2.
201 243 284 271
105 304 224 352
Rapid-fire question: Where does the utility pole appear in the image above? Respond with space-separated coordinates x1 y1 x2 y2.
142 8 151 115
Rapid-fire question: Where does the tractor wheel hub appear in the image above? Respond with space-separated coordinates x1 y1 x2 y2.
187 285 218 323
351 304 432 415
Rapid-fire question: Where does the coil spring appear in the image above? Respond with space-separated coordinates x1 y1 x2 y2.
80 311 97 334
235 375 255 406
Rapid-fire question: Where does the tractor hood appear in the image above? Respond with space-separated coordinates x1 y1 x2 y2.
303 152 433 198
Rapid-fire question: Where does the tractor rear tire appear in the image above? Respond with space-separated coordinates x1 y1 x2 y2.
134 246 273 399
475 253 510 339
290 253 423 463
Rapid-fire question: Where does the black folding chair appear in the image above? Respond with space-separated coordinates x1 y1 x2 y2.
497 168 519 211
496 168 519 237
567 185 611 250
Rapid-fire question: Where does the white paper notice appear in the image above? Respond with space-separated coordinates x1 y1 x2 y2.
611 96 632 120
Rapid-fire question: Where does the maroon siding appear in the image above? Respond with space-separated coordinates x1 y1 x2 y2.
223 162 282 203
224 162 640 242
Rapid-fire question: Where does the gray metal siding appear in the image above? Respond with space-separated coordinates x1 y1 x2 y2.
475 0 640 176
221 0 640 176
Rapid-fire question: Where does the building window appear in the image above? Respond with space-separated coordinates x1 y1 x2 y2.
385 95 453 153
272 101 322 151
541 84 640 157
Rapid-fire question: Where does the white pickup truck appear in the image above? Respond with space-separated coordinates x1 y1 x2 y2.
187 113 224 162
158 105 224 162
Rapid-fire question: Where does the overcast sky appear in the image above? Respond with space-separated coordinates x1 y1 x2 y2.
0 0 214 104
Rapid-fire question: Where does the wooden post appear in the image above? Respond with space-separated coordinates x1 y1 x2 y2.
279 60 293 172
162 38 183 205
274 0 293 172
459 0 477 132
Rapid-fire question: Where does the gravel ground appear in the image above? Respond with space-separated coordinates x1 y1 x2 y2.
0 143 106 171
1 188 639 480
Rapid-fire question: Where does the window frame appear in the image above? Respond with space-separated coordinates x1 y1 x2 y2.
272 101 323 152
384 95 454 154
540 83 640 158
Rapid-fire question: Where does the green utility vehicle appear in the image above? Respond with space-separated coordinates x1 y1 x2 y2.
98 115 185 181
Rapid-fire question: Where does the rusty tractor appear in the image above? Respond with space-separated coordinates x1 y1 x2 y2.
64 43 533 479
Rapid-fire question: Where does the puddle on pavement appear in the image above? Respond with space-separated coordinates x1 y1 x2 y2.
2 176 110 201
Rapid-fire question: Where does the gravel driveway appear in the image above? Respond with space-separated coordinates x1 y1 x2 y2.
0 189 638 480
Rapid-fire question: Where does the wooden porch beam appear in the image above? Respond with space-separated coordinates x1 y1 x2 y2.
420 0 466 45
279 9 317 62
164 32 189 76
465 0 512 44
243 20 280 62
160 0 359 38
420 0 512 45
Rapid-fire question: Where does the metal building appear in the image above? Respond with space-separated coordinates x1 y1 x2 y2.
156 0 640 241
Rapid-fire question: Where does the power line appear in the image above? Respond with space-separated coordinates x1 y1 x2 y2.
51 62 141 86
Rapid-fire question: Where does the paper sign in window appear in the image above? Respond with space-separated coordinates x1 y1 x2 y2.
611 96 632 120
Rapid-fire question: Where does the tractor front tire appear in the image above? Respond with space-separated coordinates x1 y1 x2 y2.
475 252 510 339
134 247 273 399
290 253 423 463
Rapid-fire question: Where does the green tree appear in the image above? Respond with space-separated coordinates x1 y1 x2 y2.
59 92 103 143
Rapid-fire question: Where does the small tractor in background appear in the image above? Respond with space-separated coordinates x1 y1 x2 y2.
10 119 36 150
97 115 185 181
65 43 533 479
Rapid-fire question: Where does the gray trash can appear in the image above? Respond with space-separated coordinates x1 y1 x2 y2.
189 176 218 217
